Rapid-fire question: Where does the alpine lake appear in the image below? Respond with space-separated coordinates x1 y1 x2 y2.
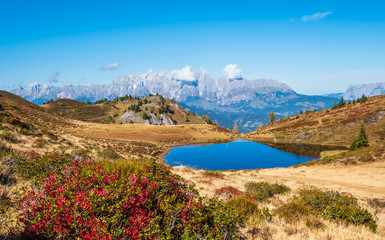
165 140 344 171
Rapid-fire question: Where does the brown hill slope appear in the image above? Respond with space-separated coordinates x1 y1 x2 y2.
43 98 114 123
42 95 213 125
0 91 235 156
243 95 385 147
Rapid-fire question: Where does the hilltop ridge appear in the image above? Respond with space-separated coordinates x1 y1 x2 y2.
0 90 236 156
243 95 385 146
42 94 213 125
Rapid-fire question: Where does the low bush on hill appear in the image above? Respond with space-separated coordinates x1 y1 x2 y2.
0 132 20 143
97 148 121 160
368 198 385 208
245 181 290 202
203 170 224 179
32 138 47 148
0 144 78 180
276 188 377 231
17 159 240 239
215 186 243 200
226 195 273 225
227 195 260 218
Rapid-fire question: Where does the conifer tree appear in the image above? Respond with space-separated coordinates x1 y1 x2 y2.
338 97 346 107
269 112 276 123
350 123 369 150
360 94 368 103
232 123 239 134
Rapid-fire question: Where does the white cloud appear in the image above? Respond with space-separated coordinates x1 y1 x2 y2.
200 67 208 74
169 65 195 81
100 62 119 71
301 11 332 22
8 83 14 88
223 64 242 79
48 71 60 83
27 81 39 87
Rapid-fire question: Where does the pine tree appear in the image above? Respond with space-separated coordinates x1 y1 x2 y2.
269 112 276 123
338 97 346 107
232 123 239 134
300 110 303 114
350 123 369 150
361 94 368 103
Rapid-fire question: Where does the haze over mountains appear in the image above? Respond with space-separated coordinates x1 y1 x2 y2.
10 66 385 133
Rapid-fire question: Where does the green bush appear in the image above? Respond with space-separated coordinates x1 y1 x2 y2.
32 138 47 148
226 195 259 218
0 132 20 143
276 188 377 231
368 198 385 208
0 143 78 179
245 181 290 202
97 148 121 160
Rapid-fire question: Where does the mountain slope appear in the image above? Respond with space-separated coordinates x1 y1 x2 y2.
243 95 385 147
42 95 213 125
0 90 235 154
11 69 339 133
344 82 385 100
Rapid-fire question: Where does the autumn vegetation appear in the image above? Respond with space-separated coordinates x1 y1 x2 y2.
1 90 385 239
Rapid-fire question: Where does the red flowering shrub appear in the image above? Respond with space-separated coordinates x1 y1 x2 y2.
17 159 240 239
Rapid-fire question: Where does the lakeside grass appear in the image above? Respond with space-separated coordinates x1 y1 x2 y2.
172 163 385 239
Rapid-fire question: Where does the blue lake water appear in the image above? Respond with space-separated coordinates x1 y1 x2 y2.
164 140 318 170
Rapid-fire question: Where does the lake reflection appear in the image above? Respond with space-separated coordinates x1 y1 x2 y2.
164 140 318 170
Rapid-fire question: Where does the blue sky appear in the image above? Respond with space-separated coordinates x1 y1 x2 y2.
0 0 384 94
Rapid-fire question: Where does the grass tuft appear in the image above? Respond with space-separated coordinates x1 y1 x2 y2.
245 181 290 202
203 170 224 179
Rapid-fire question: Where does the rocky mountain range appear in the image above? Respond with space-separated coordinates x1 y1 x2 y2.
11 66 343 132
343 82 385 100
323 82 385 101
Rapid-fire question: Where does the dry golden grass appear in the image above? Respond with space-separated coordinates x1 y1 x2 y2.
173 160 385 239
243 95 385 147
68 122 237 146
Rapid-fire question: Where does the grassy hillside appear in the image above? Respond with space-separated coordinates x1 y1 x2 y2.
0 91 235 157
243 95 385 147
43 94 213 125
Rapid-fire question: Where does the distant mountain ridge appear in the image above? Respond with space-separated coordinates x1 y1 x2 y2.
343 82 385 100
11 70 293 105
10 68 338 132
